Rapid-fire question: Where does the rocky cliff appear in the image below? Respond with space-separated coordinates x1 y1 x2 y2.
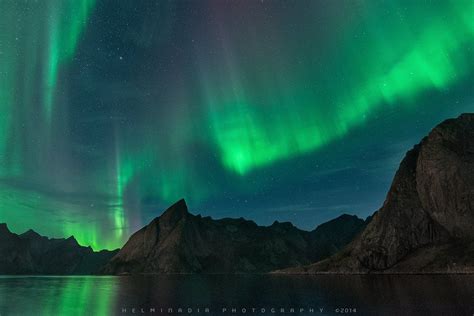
279 113 474 273
102 199 367 274
0 224 118 274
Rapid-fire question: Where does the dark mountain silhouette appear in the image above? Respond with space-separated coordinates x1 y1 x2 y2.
278 113 474 273
102 199 367 274
0 224 118 274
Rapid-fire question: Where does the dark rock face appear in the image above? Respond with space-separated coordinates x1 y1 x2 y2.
416 114 474 239
0 224 118 274
308 214 369 262
0 224 33 274
102 199 367 274
279 113 474 273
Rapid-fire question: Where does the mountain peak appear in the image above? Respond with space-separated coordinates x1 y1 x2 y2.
63 235 80 247
0 223 11 234
459 113 473 120
313 214 362 229
20 229 43 239
270 221 295 230
159 198 190 224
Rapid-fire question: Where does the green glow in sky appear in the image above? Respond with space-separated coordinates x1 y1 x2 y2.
0 0 95 176
0 0 98 248
44 0 96 124
205 1 474 174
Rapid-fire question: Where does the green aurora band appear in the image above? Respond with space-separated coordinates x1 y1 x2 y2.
0 0 473 250
204 1 474 174
0 0 96 176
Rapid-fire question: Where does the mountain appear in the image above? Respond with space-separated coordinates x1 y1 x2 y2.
278 113 474 274
102 199 367 274
308 214 373 262
0 224 118 274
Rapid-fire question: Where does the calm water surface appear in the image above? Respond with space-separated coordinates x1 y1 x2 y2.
0 275 473 316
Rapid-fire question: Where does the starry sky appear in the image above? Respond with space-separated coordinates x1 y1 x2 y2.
0 0 473 250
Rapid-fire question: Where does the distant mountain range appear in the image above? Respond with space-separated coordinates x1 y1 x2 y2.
1 113 472 275
0 224 117 274
278 113 474 273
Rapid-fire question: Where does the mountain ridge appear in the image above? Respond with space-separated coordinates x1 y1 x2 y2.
101 199 367 274
0 222 118 274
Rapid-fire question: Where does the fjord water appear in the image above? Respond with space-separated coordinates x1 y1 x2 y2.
0 275 473 316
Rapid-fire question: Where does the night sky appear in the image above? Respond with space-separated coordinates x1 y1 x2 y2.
0 0 473 250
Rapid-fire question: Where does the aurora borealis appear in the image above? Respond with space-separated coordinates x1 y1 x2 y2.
0 0 473 250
